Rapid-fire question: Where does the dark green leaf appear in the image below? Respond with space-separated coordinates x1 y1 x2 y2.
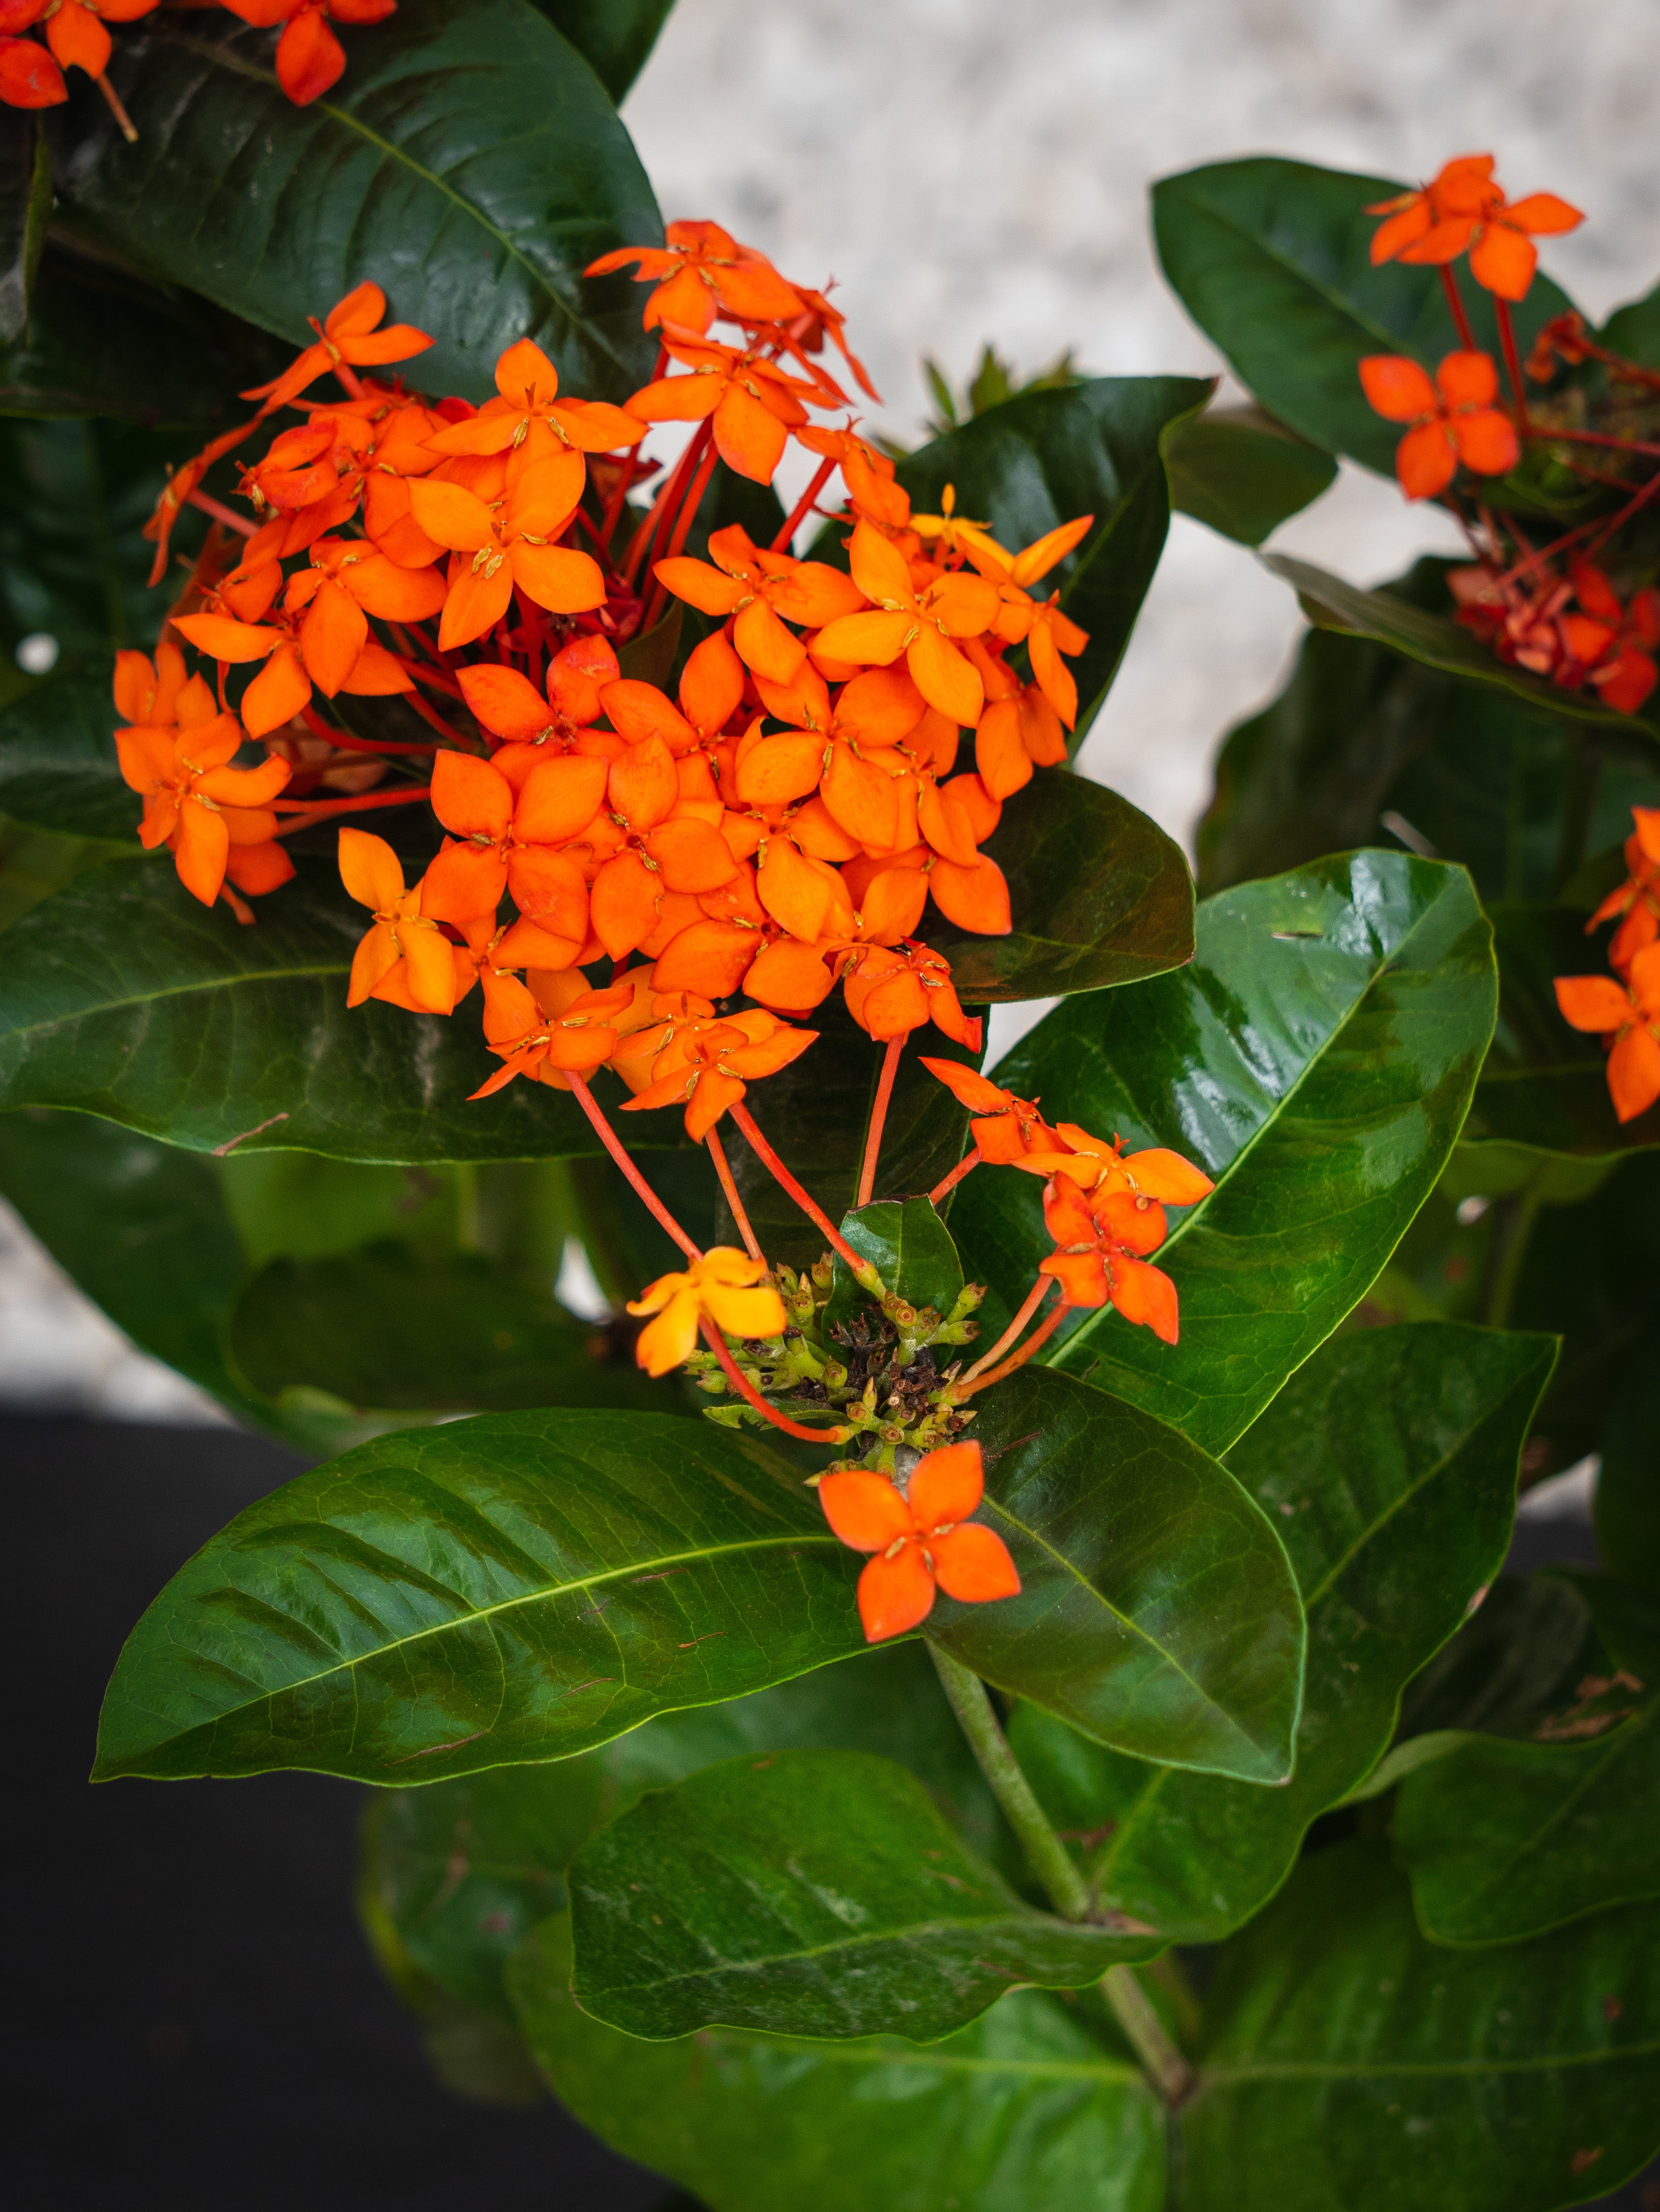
0 854 679 1163
567 1748 1162 2042
1392 1580 1660 1945
1461 902 1660 1163
1180 1838 1660 2212
359 1642 1012 2024
1599 280 1660 368
931 1365 1306 1784
1152 157 1577 476
227 1240 659 1415
0 115 50 348
892 376 1212 748
511 1917 1165 2212
1007 1321 1553 1942
614 600 682 686
529 0 676 102
1264 553 1656 734
54 0 662 405
93 1408 871 1784
0 666 138 840
1594 1315 1660 1593
0 821 130 932
1162 405 1336 546
1398 1571 1635 1744
927 766 1196 1001
827 1196 963 1330
950 852 1497 1456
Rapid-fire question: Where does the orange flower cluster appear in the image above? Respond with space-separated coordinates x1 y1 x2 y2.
1556 808 1660 1125
1368 154 1582 303
1449 558 1660 716
118 224 1095 1128
0 0 392 121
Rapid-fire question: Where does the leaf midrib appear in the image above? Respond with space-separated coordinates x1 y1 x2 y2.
0 954 351 1043
1202 2037 1660 2083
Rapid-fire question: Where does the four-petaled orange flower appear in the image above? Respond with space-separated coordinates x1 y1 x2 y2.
654 522 866 685
1359 351 1519 500
338 827 457 1015
422 337 645 476
1586 808 1660 972
918 1058 1061 1162
1554 945 1660 1125
627 333 829 484
627 1246 789 1377
420 746 599 947
586 221 804 337
1368 154 1581 302
817 1441 1021 1643
115 695 291 908
843 941 982 1049
814 520 1000 726
408 451 604 649
242 281 429 410
618 998 818 1140
220 0 396 108
37 0 156 86
1039 1170 1181 1344
1013 1125 1216 1208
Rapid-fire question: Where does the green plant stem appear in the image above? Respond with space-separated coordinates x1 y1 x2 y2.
927 1645 1195 2105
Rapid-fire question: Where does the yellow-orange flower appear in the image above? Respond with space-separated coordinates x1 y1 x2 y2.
627 1247 788 1376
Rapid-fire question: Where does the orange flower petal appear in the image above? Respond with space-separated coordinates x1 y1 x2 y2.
929 1522 1021 1605
1554 974 1632 1033
1109 1253 1180 1344
856 1546 936 1642
908 1440 984 1529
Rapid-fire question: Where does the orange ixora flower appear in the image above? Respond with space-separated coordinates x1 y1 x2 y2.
842 941 982 1050
419 746 599 947
813 520 999 726
1039 1170 1181 1345
242 281 430 412
1367 154 1582 303
38 0 157 82
1359 351 1519 500
967 517 1094 730
586 221 804 337
1012 1124 1216 1207
617 998 818 1140
1554 944 1660 1125
422 337 646 476
817 1441 1021 1644
219 0 396 108
654 523 867 685
0 20 65 108
627 1246 789 1377
408 451 604 649
114 685 292 909
470 973 641 1098
337 828 458 1016
918 1058 1060 1162
626 332 833 485
1586 808 1660 972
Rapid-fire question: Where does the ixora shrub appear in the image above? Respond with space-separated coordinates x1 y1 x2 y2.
3 4 1659 2198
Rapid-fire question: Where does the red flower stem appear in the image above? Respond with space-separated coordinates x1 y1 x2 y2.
927 1144 982 1206
270 785 432 816
400 689 473 747
729 1101 871 1276
1584 463 1660 561
94 70 139 144
644 438 721 612
185 490 258 539
770 456 837 551
856 1034 905 1207
1439 264 1478 353
569 1074 703 1262
707 1128 765 1262
959 1273 1055 1383
1530 426 1660 457
597 345 668 556
297 702 437 757
388 651 466 700
955 1296 1068 1398
1492 298 1530 432
623 421 712 589
698 1319 849 1444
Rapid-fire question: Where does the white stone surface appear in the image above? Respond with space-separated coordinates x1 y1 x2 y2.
6 0 1659 1413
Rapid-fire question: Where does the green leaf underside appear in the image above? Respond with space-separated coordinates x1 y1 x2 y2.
567 1749 1163 2042
226 1241 661 1415
929 1366 1307 1784
892 376 1212 750
1152 158 1577 478
1009 1323 1554 1943
53 0 662 405
1162 406 1337 547
92 1409 871 1784
1463 903 1660 1161
950 851 1498 1458
927 767 1196 1001
1265 555 1657 735
1393 1582 1660 1946
359 1643 1017 2025
1182 1839 1660 2212
827 1196 962 1329
510 1917 1165 2212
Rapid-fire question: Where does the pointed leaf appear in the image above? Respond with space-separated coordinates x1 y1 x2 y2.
826 1195 963 1330
0 114 51 349
930 1365 1306 1784
1162 405 1336 547
1180 1838 1660 2212
1008 1321 1554 1942
950 852 1498 1456
52 0 662 404
94 1409 871 1784
529 0 676 102
511 1917 1166 2212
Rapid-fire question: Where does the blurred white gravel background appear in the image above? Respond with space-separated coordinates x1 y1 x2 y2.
5 0 1659 1417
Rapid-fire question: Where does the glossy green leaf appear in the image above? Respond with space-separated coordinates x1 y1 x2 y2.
530 0 676 101
928 1365 1305 1784
511 1916 1165 2212
1264 553 1654 733
826 1196 963 1331
1461 902 1660 1163
1180 1838 1660 2212
1393 1580 1660 1945
359 1642 1013 2025
1152 157 1577 476
0 854 662 1163
0 821 130 932
54 0 662 405
1398 1571 1634 1742
1007 1321 1553 1943
950 852 1497 1456
568 1748 1162 2042
1598 279 1660 368
927 766 1196 1001
0 667 139 841
892 376 1212 748
0 115 49 348
1162 404 1336 546
93 1409 872 1784
226 1240 659 1417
